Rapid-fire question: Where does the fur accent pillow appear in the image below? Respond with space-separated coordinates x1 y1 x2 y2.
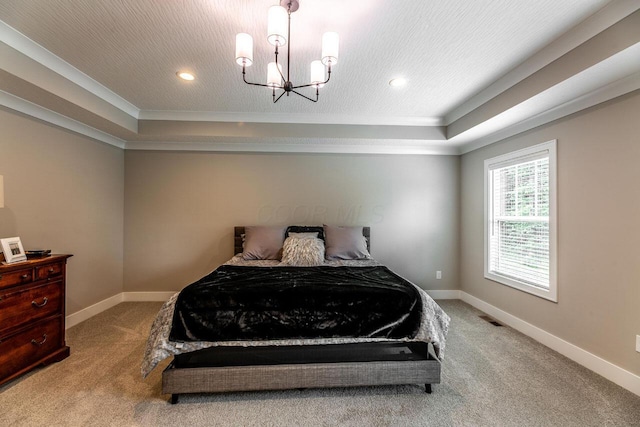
287 232 319 239
280 236 325 266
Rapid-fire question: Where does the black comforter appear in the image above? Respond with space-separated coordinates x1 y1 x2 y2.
169 265 422 342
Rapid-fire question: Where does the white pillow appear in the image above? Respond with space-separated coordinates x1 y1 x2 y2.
280 236 325 266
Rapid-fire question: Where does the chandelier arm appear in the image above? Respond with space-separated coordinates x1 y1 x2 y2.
292 65 331 90
274 45 286 83
291 89 318 103
291 82 319 89
273 90 287 103
243 65 283 89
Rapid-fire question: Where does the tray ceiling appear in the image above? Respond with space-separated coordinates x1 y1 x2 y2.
0 0 639 154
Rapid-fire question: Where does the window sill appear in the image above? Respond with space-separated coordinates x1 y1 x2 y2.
484 271 557 302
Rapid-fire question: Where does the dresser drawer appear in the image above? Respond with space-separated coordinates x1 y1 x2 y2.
0 316 63 381
0 281 62 334
36 262 64 281
0 268 33 290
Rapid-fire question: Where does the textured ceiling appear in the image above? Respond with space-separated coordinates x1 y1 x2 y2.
0 0 611 121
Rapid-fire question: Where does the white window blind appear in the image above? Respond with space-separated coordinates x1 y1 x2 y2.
484 141 557 301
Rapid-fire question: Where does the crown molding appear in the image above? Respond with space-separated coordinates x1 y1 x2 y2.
0 90 126 149
456 70 640 154
444 0 640 125
138 110 444 127
453 42 640 152
124 140 459 156
0 20 140 119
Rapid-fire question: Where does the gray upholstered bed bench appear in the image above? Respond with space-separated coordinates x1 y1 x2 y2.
163 342 441 403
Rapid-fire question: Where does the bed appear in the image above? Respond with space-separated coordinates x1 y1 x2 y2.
142 225 450 403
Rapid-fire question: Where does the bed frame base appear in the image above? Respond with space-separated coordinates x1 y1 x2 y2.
163 342 440 403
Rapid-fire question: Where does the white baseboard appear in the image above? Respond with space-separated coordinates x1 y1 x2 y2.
65 293 124 329
122 291 177 302
64 289 640 397
65 291 176 328
460 291 640 397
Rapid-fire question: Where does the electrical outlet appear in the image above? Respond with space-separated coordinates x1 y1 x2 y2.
436 271 442 280
636 335 640 353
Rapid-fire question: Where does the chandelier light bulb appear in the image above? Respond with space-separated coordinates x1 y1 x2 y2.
321 32 339 66
267 62 283 87
267 5 288 46
235 33 253 66
310 60 325 87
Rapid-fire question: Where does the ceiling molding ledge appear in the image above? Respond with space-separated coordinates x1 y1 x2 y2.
0 20 140 119
138 110 444 127
445 0 640 125
455 69 640 155
0 42 139 134
0 70 140 140
137 120 447 142
0 90 126 149
124 140 459 156
447 9 640 140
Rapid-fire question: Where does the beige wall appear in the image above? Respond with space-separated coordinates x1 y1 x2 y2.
460 90 640 376
124 152 460 293
0 108 124 315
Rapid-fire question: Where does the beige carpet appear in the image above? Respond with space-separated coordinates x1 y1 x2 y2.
1 300 638 426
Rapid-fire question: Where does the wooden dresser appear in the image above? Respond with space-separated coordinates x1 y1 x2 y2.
0 254 72 386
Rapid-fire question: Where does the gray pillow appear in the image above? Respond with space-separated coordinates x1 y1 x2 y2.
241 225 287 260
323 225 371 260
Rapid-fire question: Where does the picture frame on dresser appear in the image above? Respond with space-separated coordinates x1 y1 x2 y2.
1 237 27 264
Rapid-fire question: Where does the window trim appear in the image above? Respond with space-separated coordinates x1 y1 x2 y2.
483 140 558 302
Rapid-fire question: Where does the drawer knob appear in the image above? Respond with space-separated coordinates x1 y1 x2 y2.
48 268 55 273
31 334 47 346
21 274 29 280
31 297 48 308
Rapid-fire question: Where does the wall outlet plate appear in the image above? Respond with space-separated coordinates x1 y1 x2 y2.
436 271 442 280
636 335 640 353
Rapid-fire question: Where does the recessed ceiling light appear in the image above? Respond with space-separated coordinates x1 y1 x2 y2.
177 71 195 81
389 77 407 87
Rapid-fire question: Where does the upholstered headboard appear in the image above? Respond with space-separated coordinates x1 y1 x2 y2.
234 226 371 256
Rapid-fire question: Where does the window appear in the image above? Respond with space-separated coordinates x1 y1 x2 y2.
484 140 557 301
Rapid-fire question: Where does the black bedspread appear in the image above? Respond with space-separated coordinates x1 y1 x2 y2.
169 265 422 342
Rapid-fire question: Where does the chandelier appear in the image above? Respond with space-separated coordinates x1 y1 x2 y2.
234 0 339 103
